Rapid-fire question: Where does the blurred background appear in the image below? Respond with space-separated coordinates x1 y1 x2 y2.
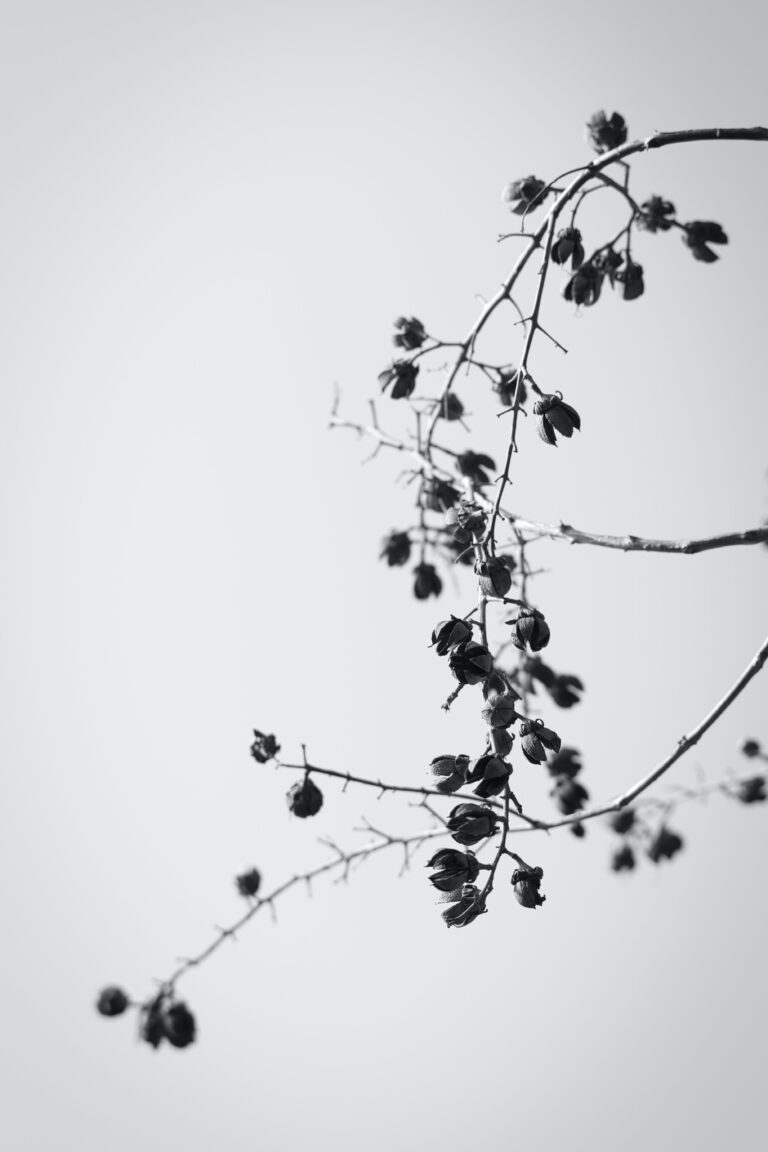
1 1 766 1149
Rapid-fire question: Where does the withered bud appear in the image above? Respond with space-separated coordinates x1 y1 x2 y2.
494 369 527 409
287 777 324 818
423 477 461 513
468 754 512 799
502 175 548 215
551 776 589 815
616 259 644 301
548 673 584 708
475 556 513 598
511 864 546 909
637 195 676 233
393 316 427 350
448 641 494 685
413 562 442 600
378 359 419 399
741 739 762 759
456 450 496 487
163 1002 197 1049
609 808 636 835
440 883 486 927
380 530 411 567
507 606 551 652
735 777 766 804
551 227 585 270
250 730 280 763
491 727 515 757
438 392 464 421
96 986 129 1017
445 499 487 544
647 826 684 863
611 845 636 872
683 220 728 263
563 261 603 306
481 691 520 729
586 110 628 153
533 393 581 446
429 753 471 794
570 822 586 839
519 718 561 764
447 802 499 845
235 868 262 898
547 747 582 779
426 848 480 894
482 669 514 701
431 615 473 656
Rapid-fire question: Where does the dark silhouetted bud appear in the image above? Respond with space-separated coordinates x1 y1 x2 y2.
468 754 512 799
437 392 464 421
551 776 589 815
445 499 486 544
250 730 280 763
551 227 585 270
519 655 556 692
682 220 728 263
413 562 442 600
378 359 419 399
456 450 496 487
647 826 684 863
429 753 470 794
481 690 520 729
502 175 548 215
507 606 551 652
475 556 513 598
380 530 411 567
586 110 628 153
511 864 546 909
519 718 562 764
564 262 603 306
235 868 262 898
431 615 473 656
393 316 427 350
287 777 324 818
616 259 644 301
141 997 167 1049
447 802 499 845
483 669 514 701
96 986 129 1017
609 808 636 835
491 727 515 757
426 848 480 894
570 821 586 839
449 640 494 685
637 195 676 233
548 673 584 708
494 369 527 409
547 747 582 779
440 883 486 927
611 845 636 872
741 739 762 759
163 1002 197 1049
593 248 624 285
533 394 581 446
735 777 767 804
423 477 460 512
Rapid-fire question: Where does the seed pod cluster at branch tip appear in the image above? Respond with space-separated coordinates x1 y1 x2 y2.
426 848 480 894
637 195 676 232
533 393 581 446
682 220 728 263
141 995 197 1050
378 359 419 399
456 449 496 486
250 730 280 763
519 718 561 764
431 615 473 656
96 986 129 1017
501 175 548 215
550 227 585 270
647 826 684 863
447 803 499 845
235 868 262 898
392 316 426 350
287 777 324 818
507 606 551 652
475 555 513 598
413 561 442 600
449 640 494 685
586 109 628 153
380 530 411 567
511 864 546 909
429 753 471 794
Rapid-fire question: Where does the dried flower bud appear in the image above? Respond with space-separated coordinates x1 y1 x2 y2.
615 259 644 301
380 530 411 567
440 883 486 927
494 369 527 408
456 450 496 487
682 220 728 263
647 826 684 863
611 845 636 872
548 673 584 708
735 777 766 804
546 747 582 779
426 848 480 894
482 669 514 701
96 986 129 1017
431 615 473 656
423 477 461 513
449 640 494 685
741 739 762 759
445 499 487 544
250 730 280 763
570 821 586 839
586 110 628 153
507 606 551 652
235 867 262 898
637 195 676 233
519 718 561 764
413 562 442 600
287 777 324 818
533 394 581 446
437 392 464 421
491 727 515 757
511 864 546 909
502 175 548 215
468 754 512 799
447 802 499 845
163 1002 197 1049
429 753 470 794
393 316 427 350
519 656 556 692
141 997 167 1049
475 556 513 598
378 359 419 399
563 262 603 307
551 775 589 815
609 808 636 835
481 691 519 729
550 227 585 270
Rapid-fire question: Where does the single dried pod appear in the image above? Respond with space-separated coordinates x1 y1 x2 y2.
141 996 168 1049
615 258 644 301
593 248 624 285
646 826 684 863
611 845 636 872
741 739 762 759
448 640 494 686
445 499 486 544
378 359 419 399
491 727 515 757
426 848 480 894
586 110 627 153
519 656 556 692
413 562 442 600
735 777 766 804
519 718 561 764
163 1002 197 1049
548 673 584 708
682 220 728 263
475 556 513 598
393 316 427 350
482 669 514 701
507 606 551 652
431 615 473 656
550 226 585 270
250 730 280 763
481 691 520 729
570 822 586 839
563 261 603 306
547 747 582 779
608 808 636 835
380 530 411 567
511 864 546 909
440 883 486 928
235 867 262 898
494 369 527 408
437 392 464 421
637 195 676 233
456 450 496 487
423 477 461 513
551 775 589 815
96 986 129 1017
468 754 511 799
429 753 471 794
533 393 581 446
287 777 324 818
447 802 499 845
502 175 548 215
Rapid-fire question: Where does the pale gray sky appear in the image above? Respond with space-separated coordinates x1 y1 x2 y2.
1 2 766 1150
